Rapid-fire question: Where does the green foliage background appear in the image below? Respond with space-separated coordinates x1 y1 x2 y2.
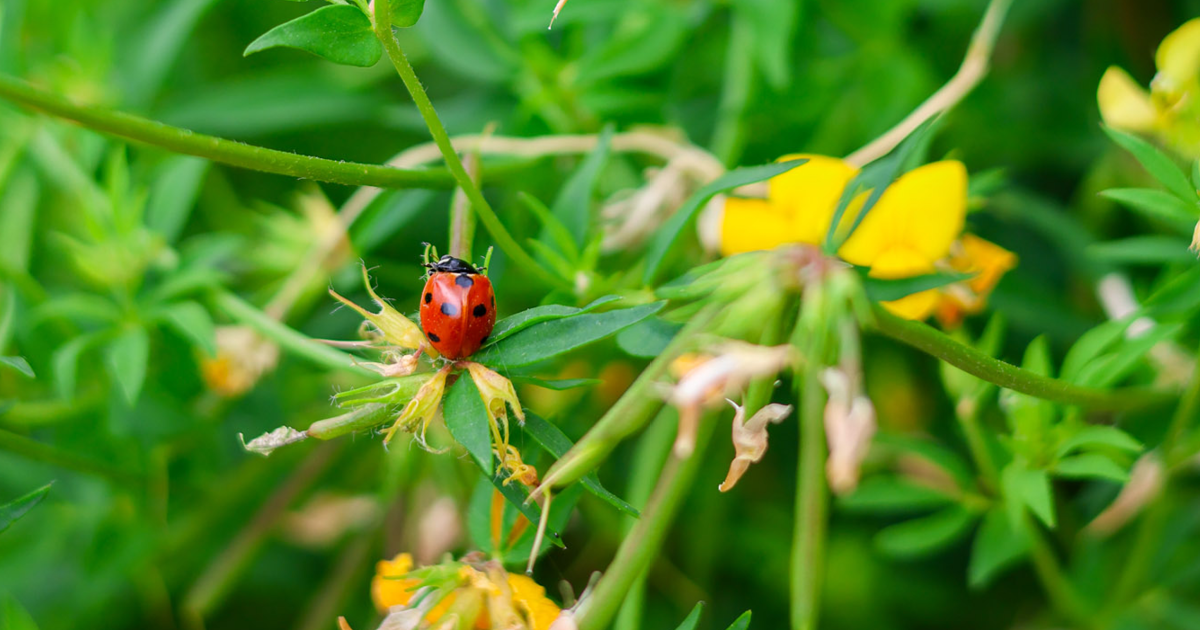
3 0 1200 629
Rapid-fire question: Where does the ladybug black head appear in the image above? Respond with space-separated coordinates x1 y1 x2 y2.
425 255 480 274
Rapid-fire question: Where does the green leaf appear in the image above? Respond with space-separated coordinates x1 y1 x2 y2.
1087 236 1196 265
0 483 51 534
968 507 1029 589
575 4 689 83
1104 127 1198 204
487 296 622 346
861 271 971 302
643 159 806 284
1061 318 1133 382
837 477 955 514
350 190 435 254
244 5 382 68
1056 426 1142 458
518 192 579 263
616 317 681 359
1 595 39 630
1001 463 1055 528
52 333 103 399
1002 336 1055 439
725 610 752 630
1099 188 1198 229
1145 265 1200 316
390 0 425 27
874 506 977 559
442 373 493 474
158 301 217 357
673 602 706 630
733 0 798 89
872 433 975 489
551 125 612 248
474 302 664 368
146 156 208 244
826 117 939 252
0 356 33 379
1074 323 1182 388
1054 454 1129 483
522 413 639 516
508 376 602 391
106 327 151 405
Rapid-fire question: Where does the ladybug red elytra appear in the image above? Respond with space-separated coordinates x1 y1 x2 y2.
419 255 496 360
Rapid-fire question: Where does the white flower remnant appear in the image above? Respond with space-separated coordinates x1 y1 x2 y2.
821 367 876 495
719 401 793 492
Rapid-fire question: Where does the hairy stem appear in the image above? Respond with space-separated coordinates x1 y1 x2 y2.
371 4 567 289
791 327 827 630
0 73 456 189
872 305 1175 411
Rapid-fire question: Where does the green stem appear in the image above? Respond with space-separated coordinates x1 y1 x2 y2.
575 419 717 630
710 12 753 166
1163 345 1200 467
371 4 567 290
0 73 456 190
872 304 1174 411
537 306 722 491
0 428 144 487
1026 516 1095 628
958 402 999 489
211 290 373 376
791 328 827 630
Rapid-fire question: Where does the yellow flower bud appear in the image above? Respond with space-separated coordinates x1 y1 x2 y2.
385 366 450 447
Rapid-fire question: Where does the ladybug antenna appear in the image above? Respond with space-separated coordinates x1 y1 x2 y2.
481 246 494 276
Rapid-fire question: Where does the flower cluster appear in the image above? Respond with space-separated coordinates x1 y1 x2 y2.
719 155 1015 325
364 552 561 630
1099 18 1200 156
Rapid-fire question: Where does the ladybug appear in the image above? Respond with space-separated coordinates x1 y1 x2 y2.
419 255 496 360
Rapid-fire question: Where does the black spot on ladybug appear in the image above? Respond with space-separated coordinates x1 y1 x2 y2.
473 304 487 317
480 334 489 345
440 302 459 317
455 274 474 288
427 332 440 342
424 292 432 304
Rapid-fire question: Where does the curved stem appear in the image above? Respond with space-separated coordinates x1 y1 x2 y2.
0 73 456 190
871 305 1176 411
844 0 1012 166
371 4 568 290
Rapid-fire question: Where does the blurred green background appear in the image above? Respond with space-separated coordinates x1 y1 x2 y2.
2 0 1199 629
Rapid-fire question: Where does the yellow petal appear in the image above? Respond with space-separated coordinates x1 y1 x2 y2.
869 247 939 320
506 573 562 630
838 161 967 268
371 553 417 610
719 197 797 255
1098 66 1158 132
957 234 1017 296
1156 18 1200 91
769 154 860 245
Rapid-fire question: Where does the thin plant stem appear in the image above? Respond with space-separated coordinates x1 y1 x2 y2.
1109 345 1200 607
211 290 373 376
791 327 827 630
711 13 754 166
958 402 999 489
182 442 339 626
575 419 717 630
844 0 1012 166
371 3 568 290
1026 516 1095 628
0 428 144 487
449 128 487 261
0 73 457 189
871 304 1175 411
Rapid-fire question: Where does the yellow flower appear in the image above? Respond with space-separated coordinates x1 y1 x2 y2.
329 266 433 356
370 553 561 630
934 233 1018 328
720 155 981 320
1099 18 1200 154
201 326 279 397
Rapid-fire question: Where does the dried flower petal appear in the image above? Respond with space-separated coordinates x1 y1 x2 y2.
240 426 308 456
386 366 451 447
719 401 793 492
1085 453 1165 536
821 368 877 495
330 266 431 354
